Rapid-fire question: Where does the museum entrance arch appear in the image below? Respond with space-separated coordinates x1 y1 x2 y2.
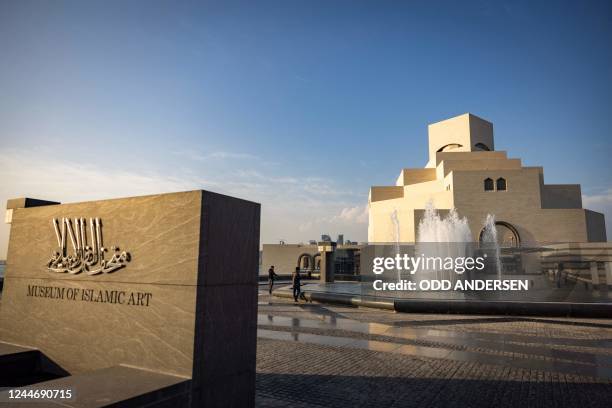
297 253 314 277
478 221 521 248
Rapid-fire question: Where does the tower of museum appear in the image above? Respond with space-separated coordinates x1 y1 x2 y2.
368 113 607 245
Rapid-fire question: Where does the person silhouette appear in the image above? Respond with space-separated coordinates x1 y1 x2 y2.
291 266 302 302
268 265 278 295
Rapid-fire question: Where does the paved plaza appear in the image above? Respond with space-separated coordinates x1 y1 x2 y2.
255 283 612 408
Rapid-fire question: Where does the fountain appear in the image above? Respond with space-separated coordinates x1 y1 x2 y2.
390 209 401 281
416 202 473 283
481 214 502 278
389 202 503 283
417 202 472 243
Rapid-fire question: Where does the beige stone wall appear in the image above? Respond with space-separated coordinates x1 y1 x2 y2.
452 168 544 212
440 157 522 176
446 170 593 243
368 197 410 242
396 168 437 186
401 180 442 199
369 189 453 242
370 162 605 244
370 186 404 202
427 114 494 166
432 151 509 168
261 244 318 275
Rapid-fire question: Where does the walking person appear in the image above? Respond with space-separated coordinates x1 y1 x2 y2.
268 265 278 295
292 266 301 303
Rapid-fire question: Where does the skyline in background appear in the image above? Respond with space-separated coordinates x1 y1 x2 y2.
1 0 611 258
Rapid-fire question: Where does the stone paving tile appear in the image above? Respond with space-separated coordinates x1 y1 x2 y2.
256 394 323 408
256 291 612 407
256 338 612 408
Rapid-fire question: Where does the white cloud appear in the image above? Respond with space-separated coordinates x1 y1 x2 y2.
0 150 206 259
0 150 199 203
298 221 313 232
290 204 369 244
335 205 369 224
205 151 258 160
172 150 259 161
0 148 369 258
583 189 612 207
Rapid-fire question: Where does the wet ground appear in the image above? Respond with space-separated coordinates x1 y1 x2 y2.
287 280 612 303
255 283 612 407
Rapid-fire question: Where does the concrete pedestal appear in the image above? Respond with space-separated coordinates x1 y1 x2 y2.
318 242 336 283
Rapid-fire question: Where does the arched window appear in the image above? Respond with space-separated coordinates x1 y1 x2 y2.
484 178 494 191
496 178 507 191
474 143 491 151
437 143 463 152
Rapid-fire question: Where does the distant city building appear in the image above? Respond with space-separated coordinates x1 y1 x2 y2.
368 113 607 245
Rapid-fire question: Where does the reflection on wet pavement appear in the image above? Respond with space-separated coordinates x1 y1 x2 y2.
257 303 612 380
257 325 612 380
258 314 612 355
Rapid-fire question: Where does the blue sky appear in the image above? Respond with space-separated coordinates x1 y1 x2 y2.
1 0 611 257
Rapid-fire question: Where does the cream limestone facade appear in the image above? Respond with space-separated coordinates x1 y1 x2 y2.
368 113 607 245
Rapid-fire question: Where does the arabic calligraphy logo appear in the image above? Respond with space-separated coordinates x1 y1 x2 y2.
47 218 131 275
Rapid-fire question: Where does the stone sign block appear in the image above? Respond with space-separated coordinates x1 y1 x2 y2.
0 190 260 407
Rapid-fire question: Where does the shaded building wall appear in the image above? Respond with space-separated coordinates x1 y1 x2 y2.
585 210 607 242
541 184 582 209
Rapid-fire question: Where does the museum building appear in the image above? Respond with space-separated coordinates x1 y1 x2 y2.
368 113 607 245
